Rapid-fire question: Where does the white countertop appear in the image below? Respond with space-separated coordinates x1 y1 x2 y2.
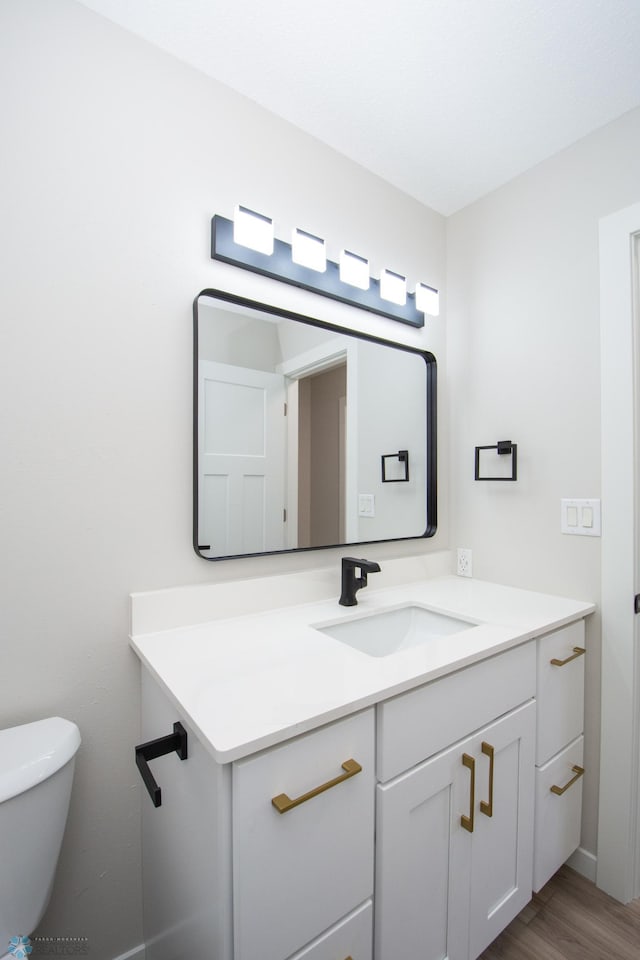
130 576 594 764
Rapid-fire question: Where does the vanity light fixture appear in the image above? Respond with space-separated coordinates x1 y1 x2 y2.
415 283 440 317
339 250 370 290
380 269 407 306
211 208 439 328
292 228 326 273
233 205 274 256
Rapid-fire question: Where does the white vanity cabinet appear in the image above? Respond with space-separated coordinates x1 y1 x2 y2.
533 621 586 891
135 591 592 960
375 645 536 960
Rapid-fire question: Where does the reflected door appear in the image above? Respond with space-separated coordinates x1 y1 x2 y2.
198 361 286 556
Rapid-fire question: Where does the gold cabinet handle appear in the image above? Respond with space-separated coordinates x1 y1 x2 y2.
461 753 475 832
480 742 494 817
271 758 362 814
550 764 584 796
550 646 586 667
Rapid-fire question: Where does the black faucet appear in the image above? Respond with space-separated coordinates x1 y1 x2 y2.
339 557 381 606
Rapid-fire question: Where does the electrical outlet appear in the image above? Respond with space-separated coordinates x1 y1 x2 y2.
457 548 473 578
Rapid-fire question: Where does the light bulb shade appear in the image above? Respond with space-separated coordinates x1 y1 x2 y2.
339 250 370 290
211 213 426 327
415 283 440 316
380 269 407 306
291 228 326 272
233 205 274 255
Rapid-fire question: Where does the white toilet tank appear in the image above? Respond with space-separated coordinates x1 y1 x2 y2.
0 718 81 953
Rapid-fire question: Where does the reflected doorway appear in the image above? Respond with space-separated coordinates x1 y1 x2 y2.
296 362 347 548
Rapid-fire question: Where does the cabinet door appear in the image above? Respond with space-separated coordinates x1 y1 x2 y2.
375 737 470 960
376 700 535 960
467 701 535 960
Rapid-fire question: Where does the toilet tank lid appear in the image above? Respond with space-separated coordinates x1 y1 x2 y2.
0 717 81 803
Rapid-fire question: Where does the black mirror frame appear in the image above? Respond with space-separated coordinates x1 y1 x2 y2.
193 288 437 560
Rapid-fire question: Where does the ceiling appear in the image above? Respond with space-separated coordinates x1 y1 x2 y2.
77 0 640 215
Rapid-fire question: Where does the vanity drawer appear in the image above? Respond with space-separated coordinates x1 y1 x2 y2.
377 642 535 782
232 709 375 960
533 735 584 892
286 900 372 960
536 621 585 765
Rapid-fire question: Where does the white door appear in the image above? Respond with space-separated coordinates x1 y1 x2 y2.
198 360 286 557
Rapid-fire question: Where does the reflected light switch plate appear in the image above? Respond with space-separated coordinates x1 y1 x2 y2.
561 498 601 536
358 494 375 518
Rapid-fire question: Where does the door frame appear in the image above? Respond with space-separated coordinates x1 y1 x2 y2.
598 200 640 902
278 339 359 543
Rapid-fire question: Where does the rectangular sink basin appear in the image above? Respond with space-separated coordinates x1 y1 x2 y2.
313 604 476 658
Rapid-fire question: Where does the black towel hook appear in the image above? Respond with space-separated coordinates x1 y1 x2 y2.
135 722 188 807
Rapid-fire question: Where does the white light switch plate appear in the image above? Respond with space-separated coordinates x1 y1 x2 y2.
358 494 375 517
561 498 601 536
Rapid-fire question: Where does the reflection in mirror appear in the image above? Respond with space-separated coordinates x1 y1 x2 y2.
194 290 436 559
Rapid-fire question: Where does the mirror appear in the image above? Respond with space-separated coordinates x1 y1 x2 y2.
194 290 437 560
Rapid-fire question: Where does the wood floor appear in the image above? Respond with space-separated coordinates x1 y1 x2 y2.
479 866 640 960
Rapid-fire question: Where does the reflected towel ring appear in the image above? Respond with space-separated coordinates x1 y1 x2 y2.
381 450 410 482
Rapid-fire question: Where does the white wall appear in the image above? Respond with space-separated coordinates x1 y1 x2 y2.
0 2 446 957
198 302 282 371
355 340 428 539
447 106 640 863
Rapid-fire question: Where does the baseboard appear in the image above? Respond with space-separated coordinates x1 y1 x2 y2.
113 944 145 960
566 846 597 882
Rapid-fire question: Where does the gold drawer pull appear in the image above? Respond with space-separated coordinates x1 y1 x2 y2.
550 646 585 667
550 764 584 796
461 753 475 832
480 742 494 817
271 758 362 814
